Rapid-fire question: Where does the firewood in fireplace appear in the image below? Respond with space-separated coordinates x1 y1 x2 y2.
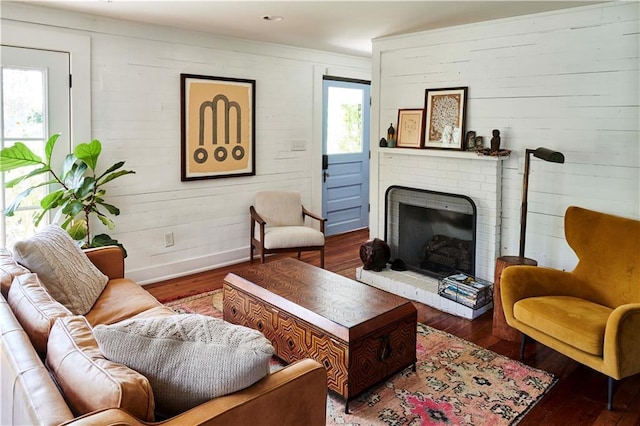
421 235 471 273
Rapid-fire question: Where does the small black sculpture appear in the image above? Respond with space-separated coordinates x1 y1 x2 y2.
379 137 388 147
490 129 501 153
359 238 390 272
390 258 407 271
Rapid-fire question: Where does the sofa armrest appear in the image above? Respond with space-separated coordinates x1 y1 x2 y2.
65 358 327 426
501 266 579 326
83 246 124 280
1 295 75 426
604 303 640 379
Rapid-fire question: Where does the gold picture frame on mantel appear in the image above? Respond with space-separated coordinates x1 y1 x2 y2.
396 109 425 148
424 87 468 150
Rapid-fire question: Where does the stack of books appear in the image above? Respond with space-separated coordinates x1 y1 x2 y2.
438 273 493 309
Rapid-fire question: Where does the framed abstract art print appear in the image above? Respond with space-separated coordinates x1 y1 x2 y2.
181 74 256 181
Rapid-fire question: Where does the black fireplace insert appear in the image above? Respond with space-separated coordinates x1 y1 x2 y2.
385 186 477 278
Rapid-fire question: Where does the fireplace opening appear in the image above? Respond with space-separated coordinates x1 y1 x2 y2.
386 186 476 278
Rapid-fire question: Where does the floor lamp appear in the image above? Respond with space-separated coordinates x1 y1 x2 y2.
519 147 565 258
493 147 565 341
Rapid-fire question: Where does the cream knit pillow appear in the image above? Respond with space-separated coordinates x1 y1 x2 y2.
12 224 108 315
94 314 274 416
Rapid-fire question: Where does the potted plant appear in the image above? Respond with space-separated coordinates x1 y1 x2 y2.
0 133 135 255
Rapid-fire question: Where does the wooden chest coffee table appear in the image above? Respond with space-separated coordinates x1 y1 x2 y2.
223 258 417 412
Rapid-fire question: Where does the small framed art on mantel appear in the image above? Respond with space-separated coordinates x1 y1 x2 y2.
424 87 468 150
180 74 256 181
396 109 425 148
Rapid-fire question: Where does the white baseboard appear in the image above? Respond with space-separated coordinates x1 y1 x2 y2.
130 247 249 285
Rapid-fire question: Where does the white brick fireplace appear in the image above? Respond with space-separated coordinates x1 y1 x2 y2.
359 148 508 318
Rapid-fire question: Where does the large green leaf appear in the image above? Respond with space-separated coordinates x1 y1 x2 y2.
0 142 43 172
67 220 88 241
40 190 65 210
74 176 96 199
98 169 135 186
4 166 51 188
91 234 127 258
97 213 115 230
74 140 101 171
44 133 61 164
96 200 120 216
61 154 78 181
64 162 88 188
60 215 73 229
61 200 84 217
99 161 124 178
4 187 34 216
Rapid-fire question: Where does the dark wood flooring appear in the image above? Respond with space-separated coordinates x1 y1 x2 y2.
145 228 640 425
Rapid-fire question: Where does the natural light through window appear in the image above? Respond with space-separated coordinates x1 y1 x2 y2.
1 67 48 247
326 87 363 154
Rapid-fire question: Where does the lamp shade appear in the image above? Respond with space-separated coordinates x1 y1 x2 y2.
532 147 565 164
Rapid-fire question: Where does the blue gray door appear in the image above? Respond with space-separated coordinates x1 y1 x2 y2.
322 78 370 236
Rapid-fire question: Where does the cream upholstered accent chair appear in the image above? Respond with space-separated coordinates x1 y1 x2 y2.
250 191 326 268
501 206 640 410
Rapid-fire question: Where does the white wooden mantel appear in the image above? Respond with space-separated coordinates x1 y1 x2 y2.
378 147 510 161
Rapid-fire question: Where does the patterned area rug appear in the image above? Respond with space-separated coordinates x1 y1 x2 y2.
166 290 557 425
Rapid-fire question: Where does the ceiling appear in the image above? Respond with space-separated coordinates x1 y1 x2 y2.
23 1 603 57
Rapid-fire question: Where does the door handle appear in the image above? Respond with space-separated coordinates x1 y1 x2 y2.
323 171 330 182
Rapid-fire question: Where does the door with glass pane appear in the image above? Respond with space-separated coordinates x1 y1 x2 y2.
321 78 370 236
1 46 70 248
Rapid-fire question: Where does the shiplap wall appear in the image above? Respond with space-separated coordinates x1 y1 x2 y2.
370 2 639 272
2 3 370 283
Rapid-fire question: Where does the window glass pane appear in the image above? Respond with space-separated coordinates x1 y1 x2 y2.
3 209 42 248
3 68 45 139
326 87 363 154
2 66 48 248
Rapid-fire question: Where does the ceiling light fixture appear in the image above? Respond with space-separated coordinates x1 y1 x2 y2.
261 15 284 22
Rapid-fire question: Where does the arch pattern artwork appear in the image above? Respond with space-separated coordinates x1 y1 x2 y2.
181 74 255 180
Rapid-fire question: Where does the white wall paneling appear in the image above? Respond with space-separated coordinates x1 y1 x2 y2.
2 2 371 284
371 2 639 273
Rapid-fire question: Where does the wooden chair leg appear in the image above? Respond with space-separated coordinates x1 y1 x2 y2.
249 243 254 263
320 247 325 269
608 376 615 410
297 251 301 259
520 333 528 360
260 247 265 263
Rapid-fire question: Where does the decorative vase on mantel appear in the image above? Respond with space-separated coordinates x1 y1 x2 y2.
386 123 396 148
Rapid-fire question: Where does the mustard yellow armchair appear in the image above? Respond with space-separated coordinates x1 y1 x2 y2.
501 206 640 410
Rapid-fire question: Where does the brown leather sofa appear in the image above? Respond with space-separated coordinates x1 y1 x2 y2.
1 246 327 426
